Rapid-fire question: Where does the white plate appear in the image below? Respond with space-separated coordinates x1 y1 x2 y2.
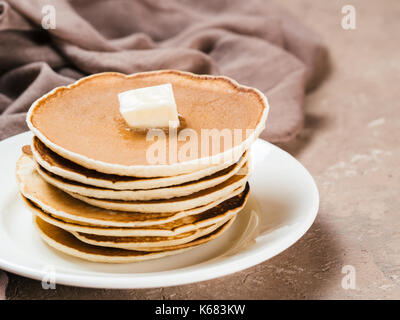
0 132 319 289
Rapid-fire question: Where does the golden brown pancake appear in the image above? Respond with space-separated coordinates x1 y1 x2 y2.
72 216 235 251
22 187 248 236
17 149 250 228
25 194 232 249
32 136 243 190
35 154 249 200
17 152 249 214
34 215 233 263
27 70 268 176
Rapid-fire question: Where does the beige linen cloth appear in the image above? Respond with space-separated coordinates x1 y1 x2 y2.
0 0 328 298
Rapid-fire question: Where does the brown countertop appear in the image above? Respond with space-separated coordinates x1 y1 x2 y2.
6 0 400 299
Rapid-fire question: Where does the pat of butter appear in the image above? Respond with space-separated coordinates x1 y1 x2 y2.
118 83 179 129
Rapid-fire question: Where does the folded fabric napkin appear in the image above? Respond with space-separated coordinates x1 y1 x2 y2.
0 0 328 298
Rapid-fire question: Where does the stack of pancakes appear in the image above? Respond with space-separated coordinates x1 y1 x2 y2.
16 71 268 263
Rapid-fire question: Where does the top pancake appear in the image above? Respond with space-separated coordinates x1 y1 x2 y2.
27 70 268 177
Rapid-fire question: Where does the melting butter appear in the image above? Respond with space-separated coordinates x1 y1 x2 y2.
118 83 180 129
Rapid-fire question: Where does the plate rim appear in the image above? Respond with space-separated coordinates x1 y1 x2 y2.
0 132 319 289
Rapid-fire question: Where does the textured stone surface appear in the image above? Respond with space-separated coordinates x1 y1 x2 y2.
6 0 400 299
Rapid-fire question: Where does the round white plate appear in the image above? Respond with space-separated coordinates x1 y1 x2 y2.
0 132 319 289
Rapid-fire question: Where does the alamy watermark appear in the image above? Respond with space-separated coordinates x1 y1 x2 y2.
41 5 56 30
41 265 56 290
341 265 356 290
341 5 356 30
145 123 255 166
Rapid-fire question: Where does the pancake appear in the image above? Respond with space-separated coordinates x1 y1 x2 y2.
22 192 246 236
17 152 249 213
36 155 248 201
32 136 243 190
17 151 250 228
71 216 235 251
34 215 234 263
25 195 231 249
33 215 190 263
68 179 247 213
27 70 268 177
